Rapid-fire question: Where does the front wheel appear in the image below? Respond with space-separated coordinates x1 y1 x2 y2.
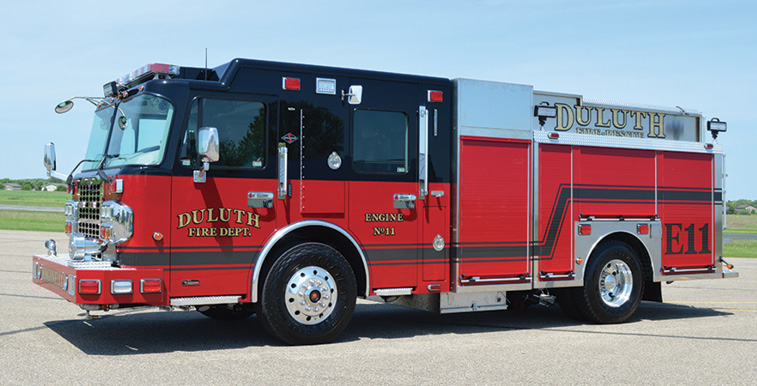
571 240 644 324
257 242 356 345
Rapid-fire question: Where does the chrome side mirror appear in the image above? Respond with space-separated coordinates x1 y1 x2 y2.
44 143 57 172
194 127 220 183
197 127 220 162
343 85 363 105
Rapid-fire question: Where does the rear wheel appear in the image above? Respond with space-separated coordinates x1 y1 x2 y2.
257 242 356 345
572 240 644 323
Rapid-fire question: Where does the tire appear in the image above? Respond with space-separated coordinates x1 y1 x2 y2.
257 242 357 345
572 240 644 324
198 304 256 320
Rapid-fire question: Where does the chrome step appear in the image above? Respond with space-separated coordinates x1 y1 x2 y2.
170 296 241 306
374 287 413 296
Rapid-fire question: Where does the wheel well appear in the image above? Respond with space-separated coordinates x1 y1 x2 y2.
594 232 653 282
255 226 367 301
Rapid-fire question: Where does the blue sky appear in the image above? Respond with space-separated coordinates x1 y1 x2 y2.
1 0 755 199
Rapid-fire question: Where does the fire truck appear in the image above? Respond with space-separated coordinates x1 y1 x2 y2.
35 58 737 345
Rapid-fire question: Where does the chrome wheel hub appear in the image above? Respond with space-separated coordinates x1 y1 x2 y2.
598 259 633 308
285 266 337 325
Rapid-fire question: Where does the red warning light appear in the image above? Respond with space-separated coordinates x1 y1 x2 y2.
428 90 443 102
283 77 301 90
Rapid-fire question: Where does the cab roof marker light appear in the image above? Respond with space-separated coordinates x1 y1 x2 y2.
283 77 301 91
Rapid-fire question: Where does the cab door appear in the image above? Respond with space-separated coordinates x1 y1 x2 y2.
347 79 420 290
170 94 278 298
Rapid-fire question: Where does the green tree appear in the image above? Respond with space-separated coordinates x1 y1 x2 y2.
21 183 32 191
56 185 67 192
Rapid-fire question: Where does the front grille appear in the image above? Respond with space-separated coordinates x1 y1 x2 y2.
77 180 102 239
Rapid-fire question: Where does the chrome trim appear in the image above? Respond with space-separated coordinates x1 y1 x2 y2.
278 144 288 199
285 265 338 325
247 191 274 208
140 278 162 293
419 105 429 200
69 233 106 261
393 194 417 209
78 279 101 295
375 287 412 296
100 201 134 244
575 222 660 283
251 220 371 303
170 296 240 306
598 259 633 308
534 131 722 154
110 279 133 295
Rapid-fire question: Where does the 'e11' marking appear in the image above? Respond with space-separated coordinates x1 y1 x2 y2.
665 223 711 255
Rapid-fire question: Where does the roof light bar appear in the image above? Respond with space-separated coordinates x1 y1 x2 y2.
115 63 180 90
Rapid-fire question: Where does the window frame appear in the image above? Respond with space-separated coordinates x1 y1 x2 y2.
351 108 411 176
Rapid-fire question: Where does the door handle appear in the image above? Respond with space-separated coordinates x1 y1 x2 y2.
393 194 417 209
248 192 274 208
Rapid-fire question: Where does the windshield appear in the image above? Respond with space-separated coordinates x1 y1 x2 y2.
81 106 115 170
82 94 175 170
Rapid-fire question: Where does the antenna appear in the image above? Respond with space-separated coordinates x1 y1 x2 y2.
204 48 208 81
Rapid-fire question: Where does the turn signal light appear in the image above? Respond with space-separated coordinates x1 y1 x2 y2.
79 279 101 295
578 224 592 235
140 278 162 294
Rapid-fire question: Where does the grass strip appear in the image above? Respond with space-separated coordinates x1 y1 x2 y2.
0 211 65 232
724 239 757 258
0 190 69 207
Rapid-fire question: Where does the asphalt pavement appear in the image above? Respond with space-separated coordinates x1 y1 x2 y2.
1 230 755 385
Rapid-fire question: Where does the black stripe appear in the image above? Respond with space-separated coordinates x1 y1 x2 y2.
169 266 251 271
119 250 258 267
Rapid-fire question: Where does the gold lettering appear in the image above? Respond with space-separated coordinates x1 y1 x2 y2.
233 209 244 224
219 208 231 223
631 111 646 130
595 107 611 127
191 209 205 224
554 103 574 131
611 109 627 129
247 212 261 228
178 213 191 229
575 105 593 126
648 113 666 138
207 208 218 223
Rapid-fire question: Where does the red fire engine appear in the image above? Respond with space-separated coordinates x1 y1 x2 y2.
35 59 737 344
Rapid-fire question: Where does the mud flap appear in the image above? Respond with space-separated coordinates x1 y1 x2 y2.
642 281 663 302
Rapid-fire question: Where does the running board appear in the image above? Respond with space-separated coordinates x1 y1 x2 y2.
170 296 241 306
375 287 413 296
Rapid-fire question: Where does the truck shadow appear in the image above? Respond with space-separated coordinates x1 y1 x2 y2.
43 301 731 355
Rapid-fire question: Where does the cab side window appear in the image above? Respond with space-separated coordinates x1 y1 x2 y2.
181 98 266 168
352 110 408 174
